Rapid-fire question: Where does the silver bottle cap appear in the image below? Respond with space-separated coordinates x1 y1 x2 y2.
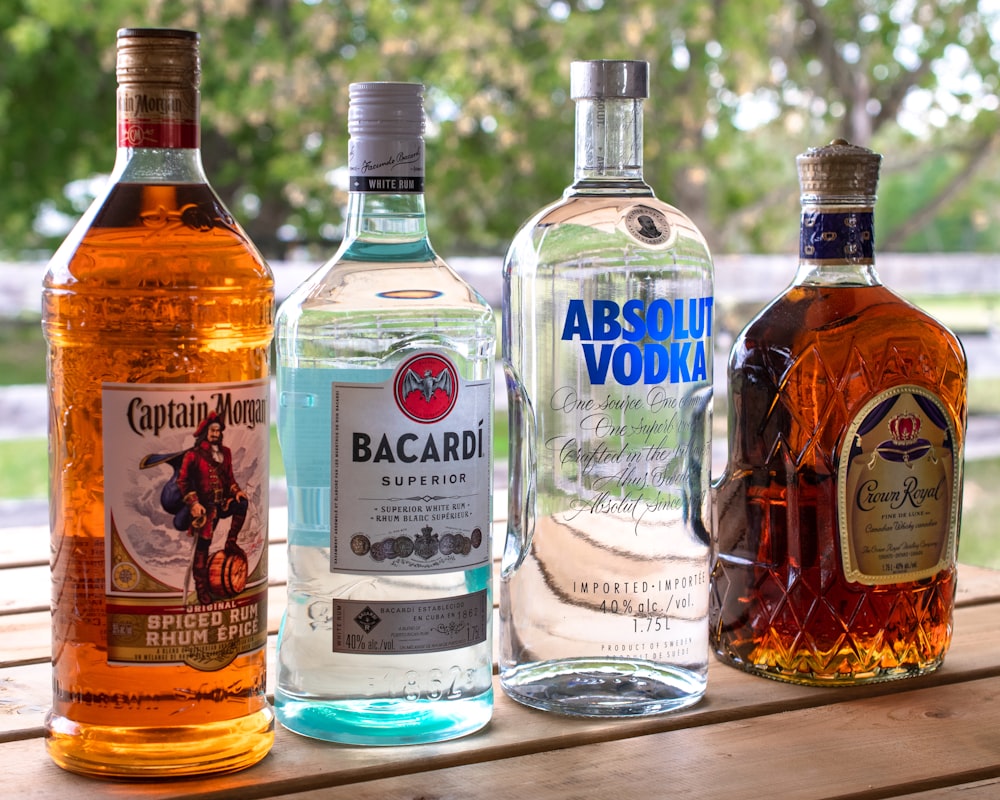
570 60 649 100
348 82 425 137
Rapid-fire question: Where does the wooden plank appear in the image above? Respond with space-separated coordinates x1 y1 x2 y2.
6 671 1000 800
226 675 1000 800
891 779 1000 799
958 564 1000 606
0 583 289 667
0 525 47 568
0 498 505 569
4 597 1000 753
0 505 291 568
3 581 1000 735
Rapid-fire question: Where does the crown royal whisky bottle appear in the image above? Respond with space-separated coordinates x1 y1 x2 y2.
710 140 966 685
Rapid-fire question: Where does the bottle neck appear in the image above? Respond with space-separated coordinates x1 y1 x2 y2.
114 77 207 183
571 96 651 194
111 146 207 184
344 132 429 244
344 190 429 241
795 198 880 286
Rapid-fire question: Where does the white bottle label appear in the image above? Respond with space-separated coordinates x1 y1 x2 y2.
333 591 489 655
331 352 492 575
101 380 270 670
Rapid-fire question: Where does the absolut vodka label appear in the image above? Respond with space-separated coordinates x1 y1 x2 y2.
560 296 714 385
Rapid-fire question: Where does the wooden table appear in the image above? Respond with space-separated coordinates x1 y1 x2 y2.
4 493 1000 799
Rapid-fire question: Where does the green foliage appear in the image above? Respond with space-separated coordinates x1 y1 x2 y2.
2 0 999 260
0 437 47 499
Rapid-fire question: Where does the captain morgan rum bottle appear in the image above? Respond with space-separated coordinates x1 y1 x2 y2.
42 28 274 777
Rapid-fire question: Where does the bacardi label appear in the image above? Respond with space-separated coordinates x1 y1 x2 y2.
102 380 269 670
838 385 961 585
331 352 492 575
333 590 488 655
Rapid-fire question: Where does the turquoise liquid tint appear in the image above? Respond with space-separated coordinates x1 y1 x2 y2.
275 83 495 744
274 365 494 745
274 235 496 745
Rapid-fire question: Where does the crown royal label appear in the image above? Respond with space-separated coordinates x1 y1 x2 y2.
838 386 961 585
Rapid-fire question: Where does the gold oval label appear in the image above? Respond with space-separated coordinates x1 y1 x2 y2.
838 386 961 585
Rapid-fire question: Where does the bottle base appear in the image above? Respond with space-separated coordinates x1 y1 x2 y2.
274 687 494 745
44 706 275 779
500 658 706 717
712 649 945 687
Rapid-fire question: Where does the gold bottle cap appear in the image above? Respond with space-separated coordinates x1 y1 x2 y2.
115 28 199 148
796 139 881 199
116 28 200 88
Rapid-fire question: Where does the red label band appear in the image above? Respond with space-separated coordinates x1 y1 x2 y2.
118 120 199 149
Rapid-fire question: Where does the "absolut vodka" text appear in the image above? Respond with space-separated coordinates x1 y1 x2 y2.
561 297 714 385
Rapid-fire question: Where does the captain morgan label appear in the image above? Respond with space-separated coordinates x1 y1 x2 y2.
102 380 269 670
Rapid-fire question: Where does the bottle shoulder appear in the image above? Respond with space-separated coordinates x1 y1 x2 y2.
276 254 493 322
44 180 272 290
504 193 712 278
733 282 966 368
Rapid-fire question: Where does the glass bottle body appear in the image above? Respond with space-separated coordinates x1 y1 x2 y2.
42 151 275 776
500 104 714 714
274 204 496 745
710 201 966 685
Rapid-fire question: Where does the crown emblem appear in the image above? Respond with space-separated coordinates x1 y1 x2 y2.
888 412 920 445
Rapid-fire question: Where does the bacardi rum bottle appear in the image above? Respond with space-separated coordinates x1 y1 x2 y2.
274 82 495 744
710 140 966 684
42 29 274 776
500 60 714 716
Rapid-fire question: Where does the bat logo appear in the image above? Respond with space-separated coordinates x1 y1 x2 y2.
394 353 459 423
402 367 453 403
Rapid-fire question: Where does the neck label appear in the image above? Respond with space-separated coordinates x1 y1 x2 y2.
118 88 198 148
348 138 424 192
800 210 874 263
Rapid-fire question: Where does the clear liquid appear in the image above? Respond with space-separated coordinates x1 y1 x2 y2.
275 251 496 744
501 192 714 716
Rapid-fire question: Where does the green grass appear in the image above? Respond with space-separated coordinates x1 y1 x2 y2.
959 457 1000 569
0 437 48 499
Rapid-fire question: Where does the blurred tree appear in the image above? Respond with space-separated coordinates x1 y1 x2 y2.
1 0 998 260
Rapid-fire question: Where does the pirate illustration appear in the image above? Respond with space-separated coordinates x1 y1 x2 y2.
141 411 250 604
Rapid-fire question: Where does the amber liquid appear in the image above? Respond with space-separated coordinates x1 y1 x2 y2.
42 182 275 776
710 281 966 685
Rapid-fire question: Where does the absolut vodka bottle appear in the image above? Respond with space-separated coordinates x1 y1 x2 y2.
500 60 714 716
274 83 496 744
